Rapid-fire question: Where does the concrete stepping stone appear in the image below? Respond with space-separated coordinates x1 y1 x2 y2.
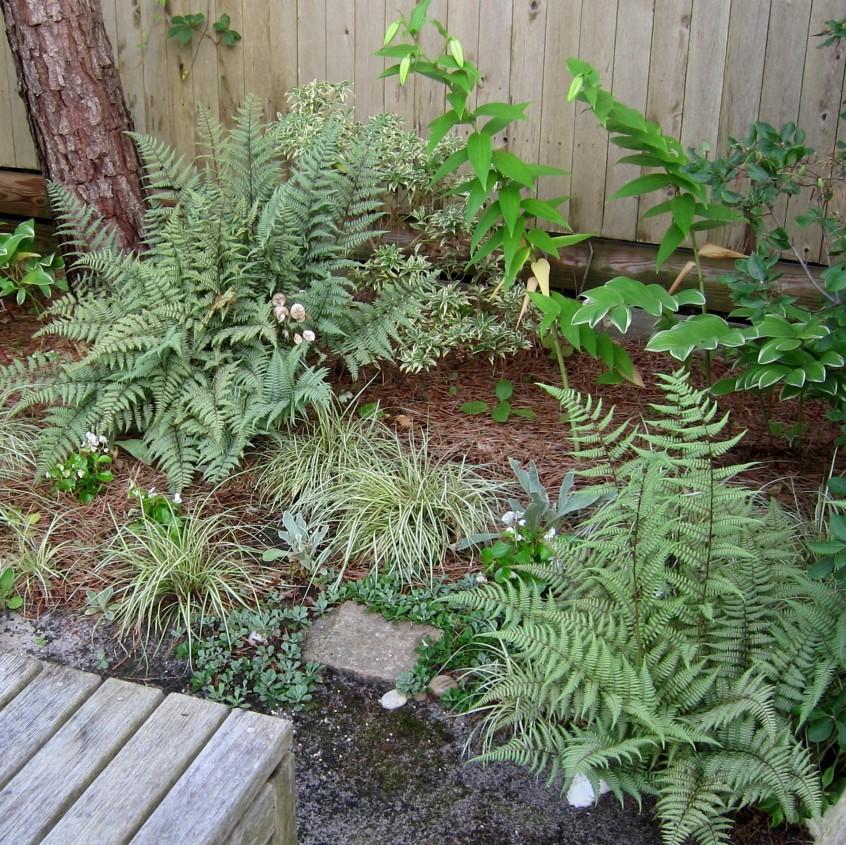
303 601 441 685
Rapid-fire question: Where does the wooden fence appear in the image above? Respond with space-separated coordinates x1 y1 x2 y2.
1 0 845 261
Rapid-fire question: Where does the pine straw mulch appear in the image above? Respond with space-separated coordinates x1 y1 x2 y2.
354 344 842 501
1 310 841 617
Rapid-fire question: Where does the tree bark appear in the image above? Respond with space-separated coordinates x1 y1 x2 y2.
0 0 145 250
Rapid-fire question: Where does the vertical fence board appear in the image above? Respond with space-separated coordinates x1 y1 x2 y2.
446 0 481 139
216 0 245 120
297 0 327 83
0 36 18 167
537 0 582 221
354 0 386 121
241 1 273 118
680 0 730 153
600 0 654 241
568 0 619 234
636 0 692 245
414 0 447 136
112 0 147 131
759 0 812 128
383 0 417 126
509 0 549 165
138 1 170 140
269 0 298 116
164 0 198 158
326 0 356 84
787 0 846 263
476 0 513 147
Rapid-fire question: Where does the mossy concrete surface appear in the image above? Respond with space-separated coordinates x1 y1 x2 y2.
291 671 664 845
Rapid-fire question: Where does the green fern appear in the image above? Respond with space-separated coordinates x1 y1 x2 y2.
450 369 844 845
2 97 414 490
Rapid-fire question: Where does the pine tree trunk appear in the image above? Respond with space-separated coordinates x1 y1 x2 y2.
0 0 145 250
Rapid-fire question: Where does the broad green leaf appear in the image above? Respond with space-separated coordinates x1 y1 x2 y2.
492 150 536 188
657 223 685 268
612 173 675 200
499 185 522 235
670 194 695 236
460 401 489 415
467 132 493 187
491 401 512 423
495 379 513 401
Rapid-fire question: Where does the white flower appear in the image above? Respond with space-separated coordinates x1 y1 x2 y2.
290 303 306 321
543 527 557 541
98 435 108 445
475 573 488 584
293 333 303 345
517 518 527 527
274 304 289 323
501 511 517 526
302 329 316 342
82 431 100 450
76 469 85 478
173 492 182 505
148 487 156 496
271 292 287 307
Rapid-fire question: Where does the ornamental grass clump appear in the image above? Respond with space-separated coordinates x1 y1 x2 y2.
450 370 845 845
0 507 67 611
0 387 37 484
259 407 505 585
98 504 266 647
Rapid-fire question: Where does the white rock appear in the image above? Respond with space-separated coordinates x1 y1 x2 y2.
566 773 611 808
379 689 408 710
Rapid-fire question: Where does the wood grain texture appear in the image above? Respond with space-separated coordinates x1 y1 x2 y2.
568 0 618 233
270 751 298 845
637 0 692 244
0 662 101 791
0 651 41 709
600 0 653 241
0 169 50 218
130 708 293 845
0 677 161 845
508 0 548 165
354 0 386 121
787 0 846 263
41 693 228 845
224 783 275 845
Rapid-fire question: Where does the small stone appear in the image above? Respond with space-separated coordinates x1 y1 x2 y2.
428 674 458 698
566 773 611 808
379 689 408 710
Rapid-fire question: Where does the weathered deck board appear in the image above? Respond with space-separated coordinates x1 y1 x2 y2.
225 782 276 845
0 655 297 844
0 677 162 844
42 693 227 845
0 662 101 791
131 707 293 845
0 651 41 708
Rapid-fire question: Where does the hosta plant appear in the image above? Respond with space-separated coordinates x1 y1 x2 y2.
0 218 65 307
450 370 844 845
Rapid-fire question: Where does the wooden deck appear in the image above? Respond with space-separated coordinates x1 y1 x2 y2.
0 651 297 845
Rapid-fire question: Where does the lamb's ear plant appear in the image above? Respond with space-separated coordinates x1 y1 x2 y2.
449 370 844 845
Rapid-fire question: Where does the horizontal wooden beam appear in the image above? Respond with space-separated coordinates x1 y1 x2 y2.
0 169 49 219
379 229 822 314
0 171 822 314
